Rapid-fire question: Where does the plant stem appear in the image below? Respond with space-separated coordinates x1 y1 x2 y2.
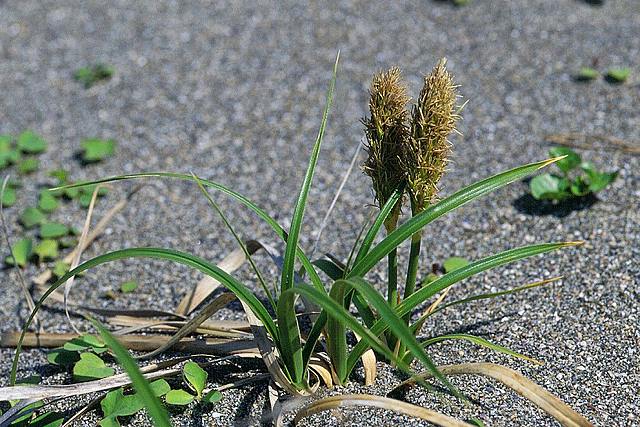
384 215 400 354
398 198 424 359
403 230 422 319
387 248 399 308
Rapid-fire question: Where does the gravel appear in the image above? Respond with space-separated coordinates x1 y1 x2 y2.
0 1 638 426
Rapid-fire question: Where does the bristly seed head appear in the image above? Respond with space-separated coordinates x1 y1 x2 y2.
362 67 411 230
405 58 461 211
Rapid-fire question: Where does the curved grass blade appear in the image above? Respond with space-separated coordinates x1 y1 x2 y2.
349 158 564 278
10 247 276 384
293 394 473 427
390 363 594 427
429 276 563 317
281 52 339 293
51 172 325 293
335 277 463 400
419 334 541 364
275 288 307 388
346 241 582 373
89 318 172 427
325 281 349 383
277 52 339 386
351 186 403 269
409 276 563 337
192 173 276 309
279 285 417 387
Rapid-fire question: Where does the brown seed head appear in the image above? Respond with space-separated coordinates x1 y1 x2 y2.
362 67 411 230
405 59 461 211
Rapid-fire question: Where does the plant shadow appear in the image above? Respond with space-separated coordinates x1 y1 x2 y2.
513 193 598 218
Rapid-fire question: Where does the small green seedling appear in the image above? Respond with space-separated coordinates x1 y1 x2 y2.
5 238 32 267
74 64 114 88
99 380 170 427
19 207 46 228
38 191 59 213
17 131 47 154
1 185 17 207
18 157 39 174
164 361 221 406
120 280 138 293
605 67 631 83
34 239 59 262
52 261 70 279
73 352 115 382
0 135 21 170
575 67 599 81
39 222 70 239
530 147 618 201
81 138 116 162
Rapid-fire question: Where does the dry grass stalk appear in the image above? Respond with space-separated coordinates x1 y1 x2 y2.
391 363 594 427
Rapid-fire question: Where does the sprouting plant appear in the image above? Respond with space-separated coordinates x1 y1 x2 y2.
74 64 114 88
605 67 631 83
81 138 116 163
4 54 592 426
575 67 599 81
530 146 618 201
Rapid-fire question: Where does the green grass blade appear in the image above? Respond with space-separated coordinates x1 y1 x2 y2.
302 310 327 367
277 52 338 385
89 318 172 427
312 258 344 281
51 172 325 293
349 158 563 278
429 276 562 317
351 186 403 269
325 281 349 383
281 52 339 293
280 284 416 385
10 247 276 385
337 277 463 400
419 333 541 364
276 287 306 387
191 173 277 310
346 241 581 373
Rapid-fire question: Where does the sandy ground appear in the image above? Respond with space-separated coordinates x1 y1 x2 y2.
0 1 638 425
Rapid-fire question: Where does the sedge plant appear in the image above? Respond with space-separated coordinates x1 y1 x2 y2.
10 54 580 404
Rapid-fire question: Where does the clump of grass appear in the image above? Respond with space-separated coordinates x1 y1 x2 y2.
3 54 592 426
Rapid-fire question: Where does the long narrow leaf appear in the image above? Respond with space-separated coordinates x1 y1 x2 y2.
281 52 339 292
429 276 563 317
346 241 581 373
51 172 325 293
335 277 463 400
277 53 339 385
90 318 172 427
279 285 416 385
351 186 403 269
349 157 564 277
420 334 541 364
10 247 276 384
325 281 349 383
192 173 276 309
